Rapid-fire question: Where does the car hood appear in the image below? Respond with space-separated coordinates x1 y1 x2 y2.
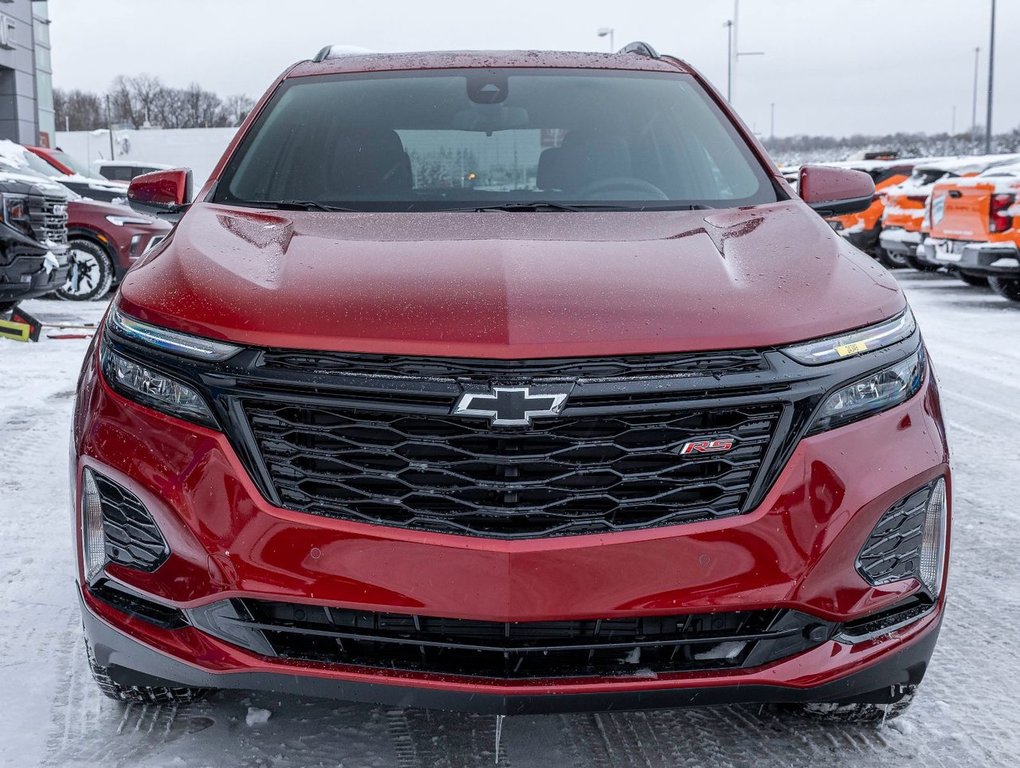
118 201 903 357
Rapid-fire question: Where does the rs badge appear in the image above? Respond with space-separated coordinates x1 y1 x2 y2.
679 438 735 456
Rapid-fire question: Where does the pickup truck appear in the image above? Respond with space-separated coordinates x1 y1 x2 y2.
921 163 1020 300
0 168 70 312
880 155 1020 271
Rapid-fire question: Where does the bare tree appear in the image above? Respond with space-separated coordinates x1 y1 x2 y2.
54 88 105 131
221 94 255 126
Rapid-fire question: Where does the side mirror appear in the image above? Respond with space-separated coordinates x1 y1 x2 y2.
799 165 875 216
128 168 193 217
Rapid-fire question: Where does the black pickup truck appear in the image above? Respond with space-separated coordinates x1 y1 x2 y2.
0 169 71 313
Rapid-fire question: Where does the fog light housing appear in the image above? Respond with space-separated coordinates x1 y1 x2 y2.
79 468 170 582
918 477 948 596
857 478 949 598
81 469 107 584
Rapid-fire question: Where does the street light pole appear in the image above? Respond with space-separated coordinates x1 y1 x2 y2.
726 0 764 108
985 0 996 154
770 102 775 140
105 94 115 160
732 0 739 99
972 46 980 145
724 20 733 101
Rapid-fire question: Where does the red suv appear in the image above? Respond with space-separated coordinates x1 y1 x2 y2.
59 200 171 301
73 46 950 721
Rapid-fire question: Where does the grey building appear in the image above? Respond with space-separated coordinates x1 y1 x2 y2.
0 0 53 146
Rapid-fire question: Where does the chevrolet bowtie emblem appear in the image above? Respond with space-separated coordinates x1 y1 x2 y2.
453 386 568 426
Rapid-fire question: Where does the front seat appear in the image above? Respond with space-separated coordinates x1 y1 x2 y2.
325 128 413 197
536 132 632 193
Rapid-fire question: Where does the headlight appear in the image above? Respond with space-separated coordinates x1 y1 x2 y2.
100 347 218 428
106 214 156 227
808 349 925 434
781 308 916 365
2 193 33 238
107 308 241 361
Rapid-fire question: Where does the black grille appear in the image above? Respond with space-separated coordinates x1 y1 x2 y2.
258 349 769 382
92 473 169 571
244 401 783 537
197 600 834 679
857 483 933 585
28 194 68 246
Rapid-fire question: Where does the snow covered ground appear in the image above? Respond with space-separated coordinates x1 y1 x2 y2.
2 271 1019 768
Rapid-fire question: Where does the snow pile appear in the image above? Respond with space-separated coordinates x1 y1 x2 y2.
245 707 272 727
0 139 30 168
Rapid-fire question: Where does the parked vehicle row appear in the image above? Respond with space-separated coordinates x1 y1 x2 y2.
876 155 1018 271
19 144 132 204
811 152 1020 302
0 140 171 310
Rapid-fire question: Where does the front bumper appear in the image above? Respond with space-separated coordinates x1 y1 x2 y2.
83 584 942 713
73 342 951 712
922 237 1020 276
879 228 922 257
0 253 70 302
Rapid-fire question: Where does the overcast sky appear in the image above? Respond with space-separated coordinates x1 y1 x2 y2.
49 0 1017 138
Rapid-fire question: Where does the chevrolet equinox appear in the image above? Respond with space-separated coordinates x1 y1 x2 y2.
72 44 951 722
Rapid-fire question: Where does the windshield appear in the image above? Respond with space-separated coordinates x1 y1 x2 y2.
50 149 103 179
216 69 778 212
21 150 65 178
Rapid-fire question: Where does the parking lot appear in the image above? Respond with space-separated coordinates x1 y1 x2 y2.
1 269 1017 768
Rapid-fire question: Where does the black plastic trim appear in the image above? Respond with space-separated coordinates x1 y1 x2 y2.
82 589 942 714
89 579 187 630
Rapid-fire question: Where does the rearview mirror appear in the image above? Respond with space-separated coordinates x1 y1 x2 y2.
128 168 193 217
799 165 875 216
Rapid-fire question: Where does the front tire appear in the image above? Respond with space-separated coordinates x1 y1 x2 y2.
989 276 1020 302
57 240 114 301
86 642 209 705
878 248 910 269
955 271 988 287
906 254 940 273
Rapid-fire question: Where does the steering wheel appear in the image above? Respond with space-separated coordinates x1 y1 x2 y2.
576 177 669 200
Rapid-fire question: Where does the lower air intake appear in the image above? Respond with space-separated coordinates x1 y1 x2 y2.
190 600 835 679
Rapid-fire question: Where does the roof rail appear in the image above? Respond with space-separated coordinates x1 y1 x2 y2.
311 45 375 62
618 41 659 59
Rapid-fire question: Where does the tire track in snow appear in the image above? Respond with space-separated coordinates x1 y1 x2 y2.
384 708 512 768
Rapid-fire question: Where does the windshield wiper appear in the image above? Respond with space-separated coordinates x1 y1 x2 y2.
240 200 363 212
463 201 589 212
450 201 715 213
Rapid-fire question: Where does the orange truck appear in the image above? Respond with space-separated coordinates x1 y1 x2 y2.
919 163 1020 301
880 155 1020 271
824 160 914 267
